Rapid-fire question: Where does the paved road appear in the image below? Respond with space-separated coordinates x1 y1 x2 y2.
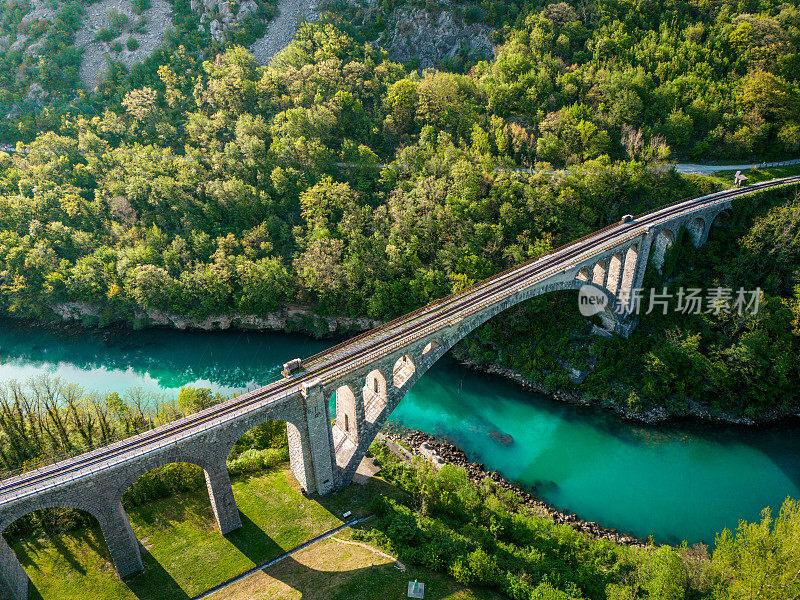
2 175 799 506
673 158 800 174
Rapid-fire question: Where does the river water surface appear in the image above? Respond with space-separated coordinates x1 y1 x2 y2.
0 319 798 545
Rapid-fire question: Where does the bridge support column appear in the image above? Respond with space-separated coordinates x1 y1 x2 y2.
0 535 28 600
97 500 143 579
300 380 337 495
204 461 242 535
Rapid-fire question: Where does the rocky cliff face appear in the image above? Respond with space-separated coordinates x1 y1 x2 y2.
191 0 264 42
379 5 494 68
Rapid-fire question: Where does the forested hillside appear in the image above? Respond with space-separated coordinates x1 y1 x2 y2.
0 0 799 419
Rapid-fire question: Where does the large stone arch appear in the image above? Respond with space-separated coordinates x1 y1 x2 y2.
0 490 143 584
117 454 241 537
0 503 119 598
606 252 624 295
330 274 632 488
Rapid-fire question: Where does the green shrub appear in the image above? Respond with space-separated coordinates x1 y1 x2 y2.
122 462 205 507
110 41 122 52
226 447 288 475
126 36 139 50
95 27 114 41
107 9 129 29
132 0 151 13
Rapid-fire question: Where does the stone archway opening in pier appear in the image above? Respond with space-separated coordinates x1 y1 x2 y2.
333 385 358 444
651 229 675 272
421 340 441 360
576 267 591 281
393 355 416 388
363 369 387 425
592 260 607 285
619 244 639 297
688 217 706 247
606 252 624 295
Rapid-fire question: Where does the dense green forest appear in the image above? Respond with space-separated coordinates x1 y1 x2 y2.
458 183 800 420
362 442 800 600
2 0 800 417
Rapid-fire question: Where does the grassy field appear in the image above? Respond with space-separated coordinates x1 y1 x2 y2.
205 535 501 600
694 163 800 189
14 464 400 600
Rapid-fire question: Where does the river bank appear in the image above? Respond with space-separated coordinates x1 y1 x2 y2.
380 426 648 548
24 302 800 427
454 353 800 428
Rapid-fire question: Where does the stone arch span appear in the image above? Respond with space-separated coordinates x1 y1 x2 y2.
331 273 632 488
0 504 119 597
0 493 143 584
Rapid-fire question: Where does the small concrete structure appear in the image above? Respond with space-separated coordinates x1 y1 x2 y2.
734 170 748 187
408 579 425 598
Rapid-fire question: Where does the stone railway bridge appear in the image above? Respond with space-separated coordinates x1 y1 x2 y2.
1 176 798 600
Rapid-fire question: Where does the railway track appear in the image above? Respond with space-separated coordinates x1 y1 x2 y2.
2 176 798 501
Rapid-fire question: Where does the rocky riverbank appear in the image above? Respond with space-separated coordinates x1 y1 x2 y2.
381 426 647 548
455 354 799 427
48 301 381 338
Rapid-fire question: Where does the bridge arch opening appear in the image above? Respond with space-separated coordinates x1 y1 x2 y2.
619 244 639 300
606 252 624 295
421 340 441 359
651 229 675 272
393 355 416 388
592 260 607 285
333 385 358 444
688 217 706 247
1 502 138 587
363 369 387 425
576 267 590 281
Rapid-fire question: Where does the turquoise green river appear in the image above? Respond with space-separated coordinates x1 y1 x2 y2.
0 319 798 546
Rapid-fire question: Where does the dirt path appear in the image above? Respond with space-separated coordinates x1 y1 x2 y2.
248 0 319 64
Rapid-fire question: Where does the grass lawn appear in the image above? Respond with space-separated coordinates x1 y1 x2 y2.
205 535 501 600
14 464 399 600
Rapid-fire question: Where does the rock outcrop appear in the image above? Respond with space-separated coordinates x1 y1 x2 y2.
378 4 494 68
191 0 264 42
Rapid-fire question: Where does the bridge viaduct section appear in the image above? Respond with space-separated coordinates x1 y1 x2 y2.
3 179 789 600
